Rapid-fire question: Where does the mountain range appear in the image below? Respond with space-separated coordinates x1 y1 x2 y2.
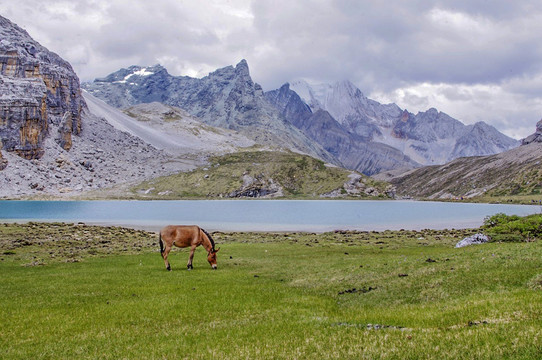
1 13 535 201
83 61 334 164
83 61 518 175
287 79 518 165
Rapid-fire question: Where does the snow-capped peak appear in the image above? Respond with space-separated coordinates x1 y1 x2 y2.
289 79 335 111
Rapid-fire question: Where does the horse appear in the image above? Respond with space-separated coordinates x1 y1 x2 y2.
159 225 220 271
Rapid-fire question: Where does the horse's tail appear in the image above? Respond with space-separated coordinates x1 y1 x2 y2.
159 232 164 258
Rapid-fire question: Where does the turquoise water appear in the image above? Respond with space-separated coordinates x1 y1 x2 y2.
0 200 539 232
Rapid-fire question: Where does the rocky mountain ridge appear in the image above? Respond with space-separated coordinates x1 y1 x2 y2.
83 61 334 164
288 79 519 166
84 61 518 175
264 83 418 175
0 13 531 200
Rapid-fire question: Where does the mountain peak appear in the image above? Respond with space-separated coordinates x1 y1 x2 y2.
235 59 250 77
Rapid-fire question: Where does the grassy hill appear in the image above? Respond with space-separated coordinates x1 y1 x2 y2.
130 149 392 199
389 142 542 203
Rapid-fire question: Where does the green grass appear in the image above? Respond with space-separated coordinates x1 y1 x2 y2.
1 224 542 359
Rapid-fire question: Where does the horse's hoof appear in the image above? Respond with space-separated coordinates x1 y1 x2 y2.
167 266 171 271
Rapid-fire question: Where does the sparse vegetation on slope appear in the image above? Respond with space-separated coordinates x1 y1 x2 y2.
132 149 392 199
391 143 542 203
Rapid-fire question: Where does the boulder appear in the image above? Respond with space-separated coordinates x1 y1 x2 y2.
455 233 489 248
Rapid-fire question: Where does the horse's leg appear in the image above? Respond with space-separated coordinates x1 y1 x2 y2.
187 245 197 270
162 244 172 271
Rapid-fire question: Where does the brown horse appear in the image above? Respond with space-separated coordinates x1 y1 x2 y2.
159 225 220 271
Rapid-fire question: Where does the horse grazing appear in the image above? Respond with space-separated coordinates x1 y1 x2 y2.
159 225 220 271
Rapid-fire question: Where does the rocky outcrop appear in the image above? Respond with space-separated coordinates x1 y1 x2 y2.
0 15 85 162
521 119 542 145
227 174 284 198
0 76 48 159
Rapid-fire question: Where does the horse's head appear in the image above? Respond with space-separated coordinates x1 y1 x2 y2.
207 247 220 269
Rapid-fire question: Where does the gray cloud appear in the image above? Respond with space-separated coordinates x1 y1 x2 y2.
1 0 541 138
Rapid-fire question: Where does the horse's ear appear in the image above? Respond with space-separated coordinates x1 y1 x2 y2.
215 247 220 253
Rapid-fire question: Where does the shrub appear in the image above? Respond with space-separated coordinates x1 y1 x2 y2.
482 213 542 242
483 213 520 227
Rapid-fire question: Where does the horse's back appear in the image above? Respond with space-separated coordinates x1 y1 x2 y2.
160 225 201 248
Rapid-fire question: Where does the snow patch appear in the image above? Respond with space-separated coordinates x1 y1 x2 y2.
122 67 155 82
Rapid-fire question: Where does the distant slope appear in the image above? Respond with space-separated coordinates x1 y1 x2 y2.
84 91 254 156
130 150 393 199
123 102 255 153
389 142 542 200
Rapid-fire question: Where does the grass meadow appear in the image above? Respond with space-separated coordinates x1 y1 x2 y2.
1 223 542 359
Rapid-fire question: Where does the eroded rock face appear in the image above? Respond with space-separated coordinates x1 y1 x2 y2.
0 15 85 162
287 80 518 167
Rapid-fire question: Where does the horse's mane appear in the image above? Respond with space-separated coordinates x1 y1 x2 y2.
201 228 215 250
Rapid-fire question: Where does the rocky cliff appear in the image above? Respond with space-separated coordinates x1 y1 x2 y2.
83 61 334 164
0 15 84 165
0 139 6 170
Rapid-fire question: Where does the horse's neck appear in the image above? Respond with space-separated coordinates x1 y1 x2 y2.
201 232 213 252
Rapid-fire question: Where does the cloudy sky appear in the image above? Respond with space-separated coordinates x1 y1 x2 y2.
2 0 542 139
